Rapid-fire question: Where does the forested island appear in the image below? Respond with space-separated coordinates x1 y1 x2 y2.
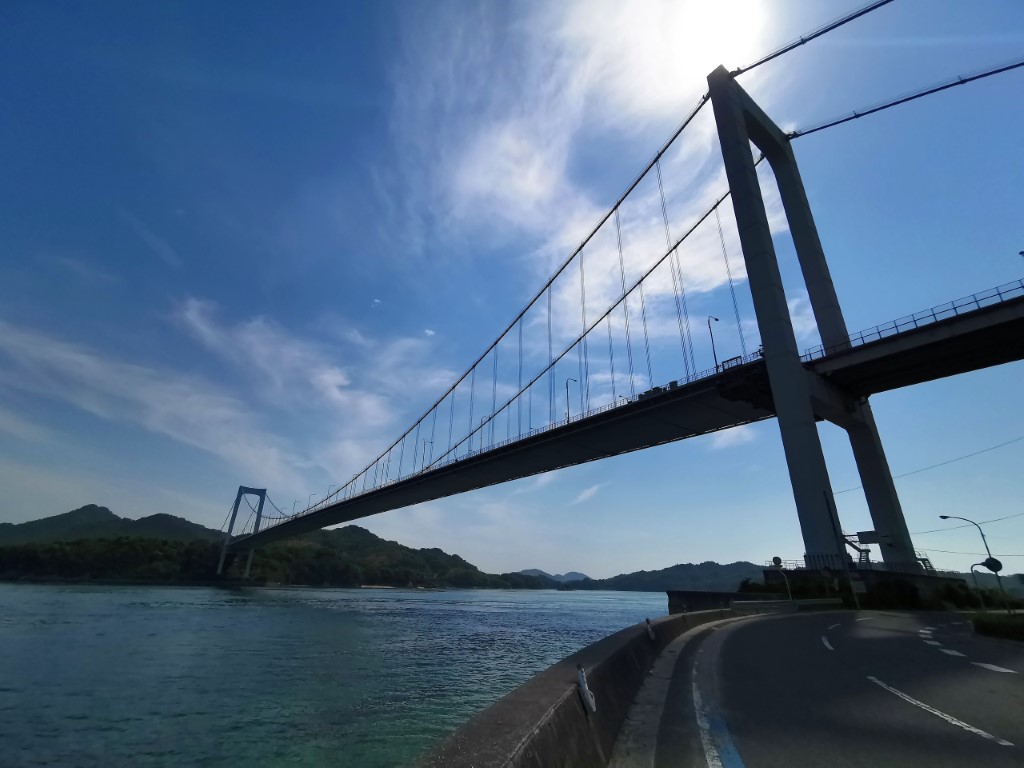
1 505 772 592
0 505 557 589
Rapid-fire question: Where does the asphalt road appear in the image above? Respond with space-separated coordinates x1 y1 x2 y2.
651 611 1023 768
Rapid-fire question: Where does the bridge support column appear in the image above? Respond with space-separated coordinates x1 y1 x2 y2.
708 66 845 570
768 86 920 573
847 403 919 570
216 486 267 577
243 493 266 579
708 65 920 572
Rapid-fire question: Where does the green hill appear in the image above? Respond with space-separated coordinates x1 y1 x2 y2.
561 560 765 593
0 504 221 545
0 505 558 589
243 526 559 588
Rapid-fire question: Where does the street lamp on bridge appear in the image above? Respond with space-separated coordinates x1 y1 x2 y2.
772 556 793 602
565 377 577 422
707 316 720 370
939 514 1009 610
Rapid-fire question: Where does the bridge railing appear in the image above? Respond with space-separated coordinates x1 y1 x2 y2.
801 278 1024 362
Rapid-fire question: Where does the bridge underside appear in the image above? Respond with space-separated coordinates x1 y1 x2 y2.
231 295 1024 551
808 297 1024 396
231 369 777 550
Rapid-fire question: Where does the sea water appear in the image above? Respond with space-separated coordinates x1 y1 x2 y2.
0 584 666 767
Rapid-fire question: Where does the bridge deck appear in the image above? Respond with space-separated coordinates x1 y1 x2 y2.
230 292 1024 551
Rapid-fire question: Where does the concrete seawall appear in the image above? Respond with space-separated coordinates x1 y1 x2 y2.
417 608 734 768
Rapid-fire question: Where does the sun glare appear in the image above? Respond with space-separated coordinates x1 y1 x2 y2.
683 0 767 73
559 0 770 122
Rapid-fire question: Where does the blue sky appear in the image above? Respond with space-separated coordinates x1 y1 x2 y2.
1 0 1022 578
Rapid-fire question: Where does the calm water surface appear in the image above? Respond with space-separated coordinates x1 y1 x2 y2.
1 584 666 767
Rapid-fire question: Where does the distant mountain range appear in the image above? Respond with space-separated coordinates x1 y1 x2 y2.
519 569 589 583
0 505 766 592
560 561 766 593
9 505 1015 594
0 504 221 545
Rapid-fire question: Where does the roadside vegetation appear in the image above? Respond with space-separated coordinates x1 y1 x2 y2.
739 574 1023 612
970 612 1024 642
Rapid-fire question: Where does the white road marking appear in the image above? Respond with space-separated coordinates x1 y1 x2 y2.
924 640 942 646
951 621 965 626
828 623 841 630
940 649 966 657
822 636 834 651
856 617 873 622
867 676 1013 746
692 668 724 768
972 663 1018 674
924 626 936 631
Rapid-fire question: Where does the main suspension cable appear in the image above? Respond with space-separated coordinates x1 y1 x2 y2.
732 0 897 76
789 58 1024 138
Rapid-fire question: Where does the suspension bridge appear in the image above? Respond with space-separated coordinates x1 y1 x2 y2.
218 6 1024 578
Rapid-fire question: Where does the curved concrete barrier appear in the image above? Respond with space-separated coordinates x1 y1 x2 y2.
417 608 734 768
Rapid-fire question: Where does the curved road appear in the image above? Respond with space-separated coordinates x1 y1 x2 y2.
636 612 1023 767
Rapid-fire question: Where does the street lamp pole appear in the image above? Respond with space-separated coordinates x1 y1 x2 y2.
939 514 1009 609
969 562 983 590
565 377 577 422
707 316 720 370
772 556 793 602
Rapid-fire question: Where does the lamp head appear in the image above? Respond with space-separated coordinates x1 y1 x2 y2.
939 515 949 520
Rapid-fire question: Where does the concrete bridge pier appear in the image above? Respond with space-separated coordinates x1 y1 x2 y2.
846 403 919 570
769 104 919 572
708 66 846 570
707 65 918 571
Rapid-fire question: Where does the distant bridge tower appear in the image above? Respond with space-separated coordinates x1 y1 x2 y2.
707 66 918 571
217 486 266 578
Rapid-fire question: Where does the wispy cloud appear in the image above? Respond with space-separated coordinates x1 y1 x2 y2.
0 404 54 444
709 424 756 450
117 207 182 268
178 298 392 425
786 291 819 344
176 298 460 494
571 482 607 505
45 254 120 286
0 318 304 489
385 0 784 357
510 472 558 496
